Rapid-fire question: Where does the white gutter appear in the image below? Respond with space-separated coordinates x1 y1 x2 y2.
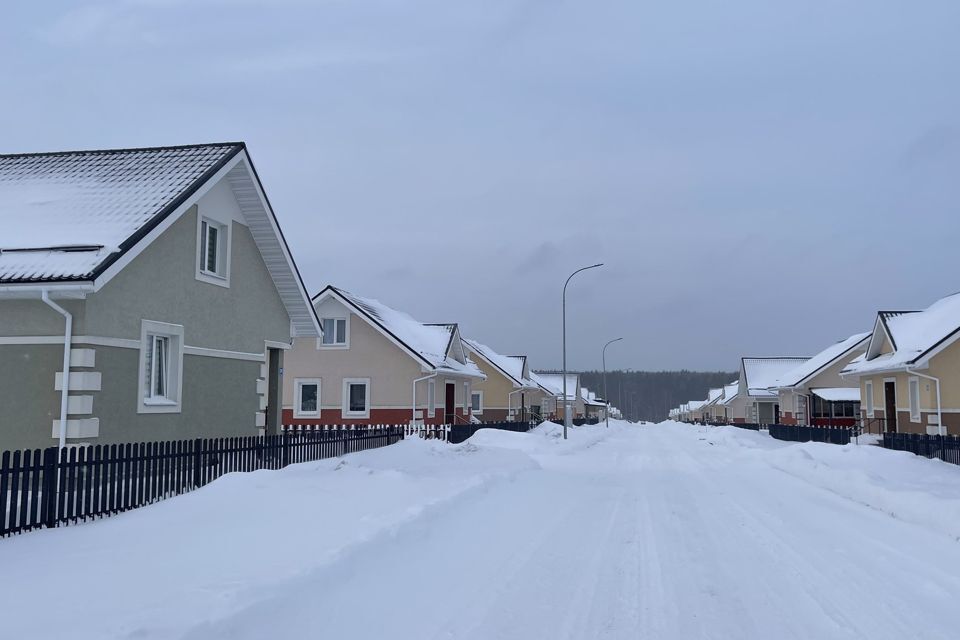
905 366 943 435
411 372 438 425
508 388 522 421
41 290 73 449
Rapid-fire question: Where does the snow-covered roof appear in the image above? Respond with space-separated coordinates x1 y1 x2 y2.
742 358 810 397
843 292 960 376
705 387 724 405
0 143 243 282
320 286 484 378
811 387 861 402
772 333 871 389
582 388 605 407
720 382 739 405
463 339 536 388
687 400 706 410
532 373 580 400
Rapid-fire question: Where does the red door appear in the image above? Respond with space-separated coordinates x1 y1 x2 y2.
444 383 456 424
884 381 897 433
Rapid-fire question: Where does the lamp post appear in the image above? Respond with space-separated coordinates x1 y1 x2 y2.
602 338 623 428
562 263 603 440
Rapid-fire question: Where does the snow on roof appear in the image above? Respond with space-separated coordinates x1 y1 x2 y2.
463 338 534 388
811 387 861 402
720 382 739 405
772 333 871 389
532 373 580 399
843 292 960 375
705 387 724 405
742 358 810 397
329 287 483 378
0 143 242 282
687 400 706 410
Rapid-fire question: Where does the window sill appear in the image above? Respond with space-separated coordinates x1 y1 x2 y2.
144 398 178 407
317 343 349 350
196 270 230 289
294 413 320 419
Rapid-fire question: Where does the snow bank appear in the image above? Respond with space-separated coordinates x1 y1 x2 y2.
696 423 960 540
0 436 537 640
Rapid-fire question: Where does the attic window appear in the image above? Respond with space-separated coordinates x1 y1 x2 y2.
196 216 231 287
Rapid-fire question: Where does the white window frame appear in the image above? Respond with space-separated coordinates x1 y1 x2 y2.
342 378 371 419
294 378 321 418
195 215 232 288
428 379 436 418
137 320 184 414
864 380 874 418
318 316 349 349
908 377 921 422
471 389 483 415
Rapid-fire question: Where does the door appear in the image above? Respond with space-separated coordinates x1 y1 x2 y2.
774 404 781 425
444 382 456 424
265 347 283 436
884 381 897 433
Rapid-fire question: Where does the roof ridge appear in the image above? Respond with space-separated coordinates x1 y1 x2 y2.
0 141 245 160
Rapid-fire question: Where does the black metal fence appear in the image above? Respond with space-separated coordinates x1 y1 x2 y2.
448 421 534 444
0 426 403 538
728 423 761 431
768 423 852 445
883 432 960 466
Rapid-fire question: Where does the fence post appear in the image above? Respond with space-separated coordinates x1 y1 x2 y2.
41 447 58 529
192 438 203 488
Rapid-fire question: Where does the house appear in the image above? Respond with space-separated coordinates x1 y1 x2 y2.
685 399 706 422
717 381 740 423
462 338 544 422
281 285 485 426
582 388 607 421
533 373 585 420
704 387 725 423
739 357 810 424
772 332 870 426
841 292 960 435
0 143 320 451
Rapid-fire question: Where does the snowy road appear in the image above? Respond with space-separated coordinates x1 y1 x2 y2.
187 424 960 640
3 422 960 639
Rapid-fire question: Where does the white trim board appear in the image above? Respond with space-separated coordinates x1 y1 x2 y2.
1 335 265 362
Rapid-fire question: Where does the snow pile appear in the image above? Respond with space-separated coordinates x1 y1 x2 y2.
701 424 960 540
0 436 536 640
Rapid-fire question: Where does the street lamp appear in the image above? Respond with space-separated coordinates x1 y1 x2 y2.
602 338 623 428
562 263 603 440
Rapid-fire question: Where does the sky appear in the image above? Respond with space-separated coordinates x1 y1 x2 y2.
2 1 959 371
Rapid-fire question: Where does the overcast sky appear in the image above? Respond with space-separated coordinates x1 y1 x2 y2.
3 1 959 371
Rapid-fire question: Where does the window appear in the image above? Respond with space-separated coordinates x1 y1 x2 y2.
471 390 483 415
295 379 320 418
196 216 231 287
428 380 436 417
320 317 348 347
342 378 370 418
137 320 183 414
909 377 920 422
864 381 874 418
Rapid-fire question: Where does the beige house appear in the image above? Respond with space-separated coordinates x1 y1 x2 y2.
534 373 585 420
462 338 544 422
282 286 485 426
739 357 810 424
771 332 870 427
842 293 960 435
582 388 607 422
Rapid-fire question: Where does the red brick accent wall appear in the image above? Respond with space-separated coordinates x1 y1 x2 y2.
283 406 469 426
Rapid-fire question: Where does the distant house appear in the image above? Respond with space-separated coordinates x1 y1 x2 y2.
282 286 485 426
739 357 810 424
534 373 585 420
582 388 607 421
704 387 725 423
685 399 706 422
462 338 543 422
718 381 741 423
772 333 870 427
842 293 960 435
0 143 320 451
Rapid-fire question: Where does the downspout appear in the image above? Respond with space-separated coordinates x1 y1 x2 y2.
412 372 438 425
906 367 942 435
41 290 72 450
508 387 522 421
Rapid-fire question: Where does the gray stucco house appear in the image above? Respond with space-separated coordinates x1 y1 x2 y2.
0 142 320 451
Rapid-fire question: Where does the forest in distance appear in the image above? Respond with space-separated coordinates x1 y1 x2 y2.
567 370 736 422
